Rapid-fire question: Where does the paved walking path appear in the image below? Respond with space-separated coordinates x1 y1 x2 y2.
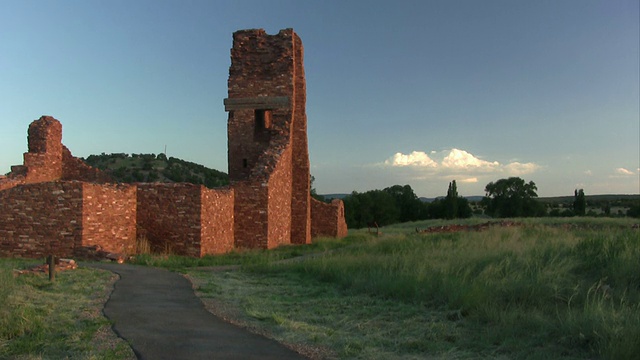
88 263 306 360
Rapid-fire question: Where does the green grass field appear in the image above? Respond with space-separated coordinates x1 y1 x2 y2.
0 259 135 359
2 217 638 359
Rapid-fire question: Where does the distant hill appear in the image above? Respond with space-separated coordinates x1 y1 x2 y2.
419 196 484 203
322 194 348 200
82 153 228 189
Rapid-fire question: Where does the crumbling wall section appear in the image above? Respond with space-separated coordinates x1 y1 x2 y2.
82 183 137 254
200 187 235 255
0 181 83 258
0 176 25 192
62 146 112 183
1 116 108 192
22 116 63 184
311 198 349 239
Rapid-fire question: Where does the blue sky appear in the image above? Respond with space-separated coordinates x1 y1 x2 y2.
1 0 638 197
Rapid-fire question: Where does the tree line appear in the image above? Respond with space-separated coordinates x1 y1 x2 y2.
342 181 473 229
339 177 640 229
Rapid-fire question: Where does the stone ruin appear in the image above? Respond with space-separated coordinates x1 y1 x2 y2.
0 28 348 259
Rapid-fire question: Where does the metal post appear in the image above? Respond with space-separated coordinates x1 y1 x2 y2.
48 255 56 282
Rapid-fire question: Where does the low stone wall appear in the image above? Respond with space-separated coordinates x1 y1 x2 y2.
311 198 348 239
82 183 137 254
0 182 84 258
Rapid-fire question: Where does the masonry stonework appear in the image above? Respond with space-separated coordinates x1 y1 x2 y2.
0 28 346 259
311 198 349 238
82 183 137 254
136 183 235 257
0 180 139 258
0 182 83 258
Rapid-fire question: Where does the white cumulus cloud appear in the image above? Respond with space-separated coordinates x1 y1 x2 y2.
384 151 438 167
459 177 478 183
615 167 635 176
382 149 541 181
441 149 500 170
503 162 541 175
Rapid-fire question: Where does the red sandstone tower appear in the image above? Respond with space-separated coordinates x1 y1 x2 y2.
224 29 311 248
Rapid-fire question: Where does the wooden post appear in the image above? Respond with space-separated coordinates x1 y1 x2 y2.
48 255 56 282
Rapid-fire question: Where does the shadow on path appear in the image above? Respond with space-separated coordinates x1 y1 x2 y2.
88 263 306 360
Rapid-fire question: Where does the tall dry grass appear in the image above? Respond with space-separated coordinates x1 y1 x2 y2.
259 222 639 358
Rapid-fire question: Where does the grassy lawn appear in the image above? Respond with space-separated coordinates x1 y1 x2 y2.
0 259 136 360
182 218 639 359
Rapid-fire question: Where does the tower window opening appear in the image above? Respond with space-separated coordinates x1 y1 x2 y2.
243 158 248 168
255 109 272 130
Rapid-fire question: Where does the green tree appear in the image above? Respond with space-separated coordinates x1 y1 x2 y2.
343 191 374 228
368 190 400 226
343 188 402 228
310 175 326 202
456 197 473 218
444 180 459 219
573 189 586 216
482 177 545 218
627 203 640 218
383 185 425 222
428 181 472 219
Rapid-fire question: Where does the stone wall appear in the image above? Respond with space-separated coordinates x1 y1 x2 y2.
137 183 202 256
82 183 137 254
231 181 269 249
267 146 292 248
0 181 139 258
0 181 84 258
311 198 349 239
136 183 235 256
200 186 235 255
